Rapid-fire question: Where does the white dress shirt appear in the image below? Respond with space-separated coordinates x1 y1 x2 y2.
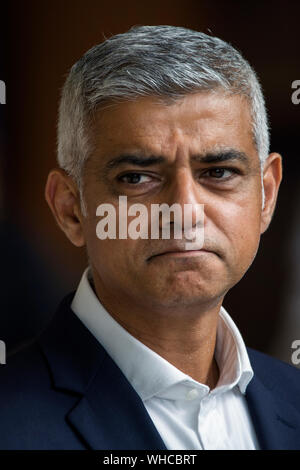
71 268 260 450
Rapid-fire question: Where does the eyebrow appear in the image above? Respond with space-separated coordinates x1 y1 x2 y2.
102 149 250 175
104 154 165 171
191 149 250 166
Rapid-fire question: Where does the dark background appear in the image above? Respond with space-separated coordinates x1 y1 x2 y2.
0 1 299 363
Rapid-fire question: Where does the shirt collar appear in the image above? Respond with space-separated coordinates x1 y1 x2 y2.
71 268 253 401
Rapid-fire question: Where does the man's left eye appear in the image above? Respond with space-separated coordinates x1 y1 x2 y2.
206 168 236 179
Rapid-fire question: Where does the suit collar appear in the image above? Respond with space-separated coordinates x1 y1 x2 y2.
38 294 167 450
246 349 300 450
37 295 300 450
71 268 254 399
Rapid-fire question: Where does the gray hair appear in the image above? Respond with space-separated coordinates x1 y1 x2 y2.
57 25 269 204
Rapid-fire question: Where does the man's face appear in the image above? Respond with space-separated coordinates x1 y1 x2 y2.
80 92 265 311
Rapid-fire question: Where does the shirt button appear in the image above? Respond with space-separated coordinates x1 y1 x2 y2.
186 388 199 401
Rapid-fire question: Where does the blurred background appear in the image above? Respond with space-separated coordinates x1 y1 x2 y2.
0 0 299 364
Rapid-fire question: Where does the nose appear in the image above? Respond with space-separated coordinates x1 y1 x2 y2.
164 167 204 228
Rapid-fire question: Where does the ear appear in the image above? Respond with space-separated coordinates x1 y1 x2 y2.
260 152 282 234
45 168 85 247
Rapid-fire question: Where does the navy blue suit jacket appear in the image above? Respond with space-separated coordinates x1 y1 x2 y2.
0 293 299 450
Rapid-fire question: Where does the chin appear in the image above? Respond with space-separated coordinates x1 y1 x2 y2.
146 281 222 309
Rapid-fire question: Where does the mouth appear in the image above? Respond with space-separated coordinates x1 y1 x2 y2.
147 248 214 262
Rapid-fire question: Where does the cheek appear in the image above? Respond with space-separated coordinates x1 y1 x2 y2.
211 197 262 270
85 224 142 282
83 204 148 270
227 205 261 267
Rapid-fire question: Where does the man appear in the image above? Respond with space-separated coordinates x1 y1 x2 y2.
0 25 299 450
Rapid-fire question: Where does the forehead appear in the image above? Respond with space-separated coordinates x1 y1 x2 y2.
91 92 256 160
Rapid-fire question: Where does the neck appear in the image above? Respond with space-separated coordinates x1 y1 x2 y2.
91 273 222 388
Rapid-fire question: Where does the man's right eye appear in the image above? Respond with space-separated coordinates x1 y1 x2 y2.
117 173 153 184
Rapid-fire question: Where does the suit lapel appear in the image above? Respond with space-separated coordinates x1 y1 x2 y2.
39 295 300 450
245 369 300 450
67 354 167 450
38 294 167 450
